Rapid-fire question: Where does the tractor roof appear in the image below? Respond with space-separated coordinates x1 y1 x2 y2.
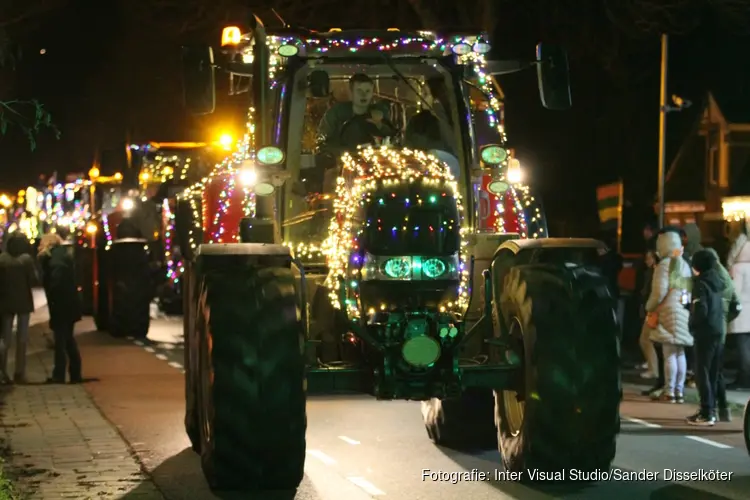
229 27 486 59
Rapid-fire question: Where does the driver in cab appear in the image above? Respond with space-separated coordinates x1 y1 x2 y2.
318 73 396 151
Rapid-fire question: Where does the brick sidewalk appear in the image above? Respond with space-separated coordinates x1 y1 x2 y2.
0 321 163 499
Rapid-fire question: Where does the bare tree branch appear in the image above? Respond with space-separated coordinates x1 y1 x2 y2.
0 99 60 150
0 0 64 148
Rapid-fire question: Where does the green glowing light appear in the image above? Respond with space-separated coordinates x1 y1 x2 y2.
382 257 411 279
423 258 446 278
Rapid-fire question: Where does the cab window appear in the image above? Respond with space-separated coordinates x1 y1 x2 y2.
284 64 461 251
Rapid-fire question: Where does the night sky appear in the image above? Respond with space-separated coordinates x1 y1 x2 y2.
2 0 750 249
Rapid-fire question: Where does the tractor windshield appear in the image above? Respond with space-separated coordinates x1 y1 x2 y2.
280 58 473 248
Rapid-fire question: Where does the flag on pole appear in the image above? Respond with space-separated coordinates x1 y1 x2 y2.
597 181 623 232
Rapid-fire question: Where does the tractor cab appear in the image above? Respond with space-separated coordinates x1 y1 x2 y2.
181 25 569 254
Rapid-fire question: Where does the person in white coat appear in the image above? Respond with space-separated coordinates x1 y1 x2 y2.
646 230 694 402
726 223 750 389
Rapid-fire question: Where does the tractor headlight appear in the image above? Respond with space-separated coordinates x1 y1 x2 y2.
361 253 459 281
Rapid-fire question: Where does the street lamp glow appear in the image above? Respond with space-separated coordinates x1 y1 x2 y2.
219 134 233 150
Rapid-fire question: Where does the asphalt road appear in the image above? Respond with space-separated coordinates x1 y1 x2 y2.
74 317 750 500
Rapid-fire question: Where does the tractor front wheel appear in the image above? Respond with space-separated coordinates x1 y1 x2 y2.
494 265 620 480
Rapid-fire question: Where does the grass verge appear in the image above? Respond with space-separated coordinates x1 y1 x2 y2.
0 459 19 500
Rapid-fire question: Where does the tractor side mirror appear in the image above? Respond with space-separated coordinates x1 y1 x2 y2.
535 43 572 111
308 69 330 98
181 45 216 115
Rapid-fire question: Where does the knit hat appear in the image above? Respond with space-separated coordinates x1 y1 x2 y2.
691 248 716 274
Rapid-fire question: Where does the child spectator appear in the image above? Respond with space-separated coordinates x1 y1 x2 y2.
687 249 725 426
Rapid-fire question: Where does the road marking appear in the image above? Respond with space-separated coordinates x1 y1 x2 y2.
338 435 360 445
347 477 385 496
168 361 183 370
623 416 661 428
307 449 337 465
134 340 144 347
685 436 732 449
155 353 168 361
144 346 155 353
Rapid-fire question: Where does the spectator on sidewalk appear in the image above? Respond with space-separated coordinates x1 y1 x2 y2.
704 247 737 422
687 249 725 426
639 249 659 379
38 233 82 384
727 220 750 390
646 230 693 403
0 231 39 384
681 224 703 264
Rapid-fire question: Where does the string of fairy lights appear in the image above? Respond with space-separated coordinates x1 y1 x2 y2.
176 31 542 317
102 214 113 248
452 42 546 238
323 146 469 318
163 198 184 284
177 108 258 249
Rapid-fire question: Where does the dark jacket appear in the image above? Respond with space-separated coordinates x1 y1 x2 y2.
704 247 736 342
689 267 724 340
40 245 82 329
0 233 38 315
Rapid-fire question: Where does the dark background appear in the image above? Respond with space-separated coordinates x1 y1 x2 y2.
2 0 750 250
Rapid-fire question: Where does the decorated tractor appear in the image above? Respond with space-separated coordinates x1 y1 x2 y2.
178 20 620 492
83 171 153 339
134 142 219 313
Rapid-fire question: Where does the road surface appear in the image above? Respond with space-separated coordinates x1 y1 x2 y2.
73 317 750 500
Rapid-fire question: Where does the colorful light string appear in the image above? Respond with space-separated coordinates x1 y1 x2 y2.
323 146 469 319
163 198 184 284
178 108 257 250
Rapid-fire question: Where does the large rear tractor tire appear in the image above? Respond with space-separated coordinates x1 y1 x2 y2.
93 246 110 332
182 264 200 453
197 255 306 492
743 399 749 455
422 388 497 450
494 265 620 480
109 239 151 339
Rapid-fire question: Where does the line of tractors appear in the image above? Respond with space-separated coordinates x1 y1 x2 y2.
31 16 749 494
